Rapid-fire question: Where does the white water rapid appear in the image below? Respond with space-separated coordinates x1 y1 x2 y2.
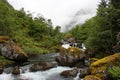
0 66 82 80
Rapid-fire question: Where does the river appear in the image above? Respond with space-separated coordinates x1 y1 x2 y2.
0 53 83 80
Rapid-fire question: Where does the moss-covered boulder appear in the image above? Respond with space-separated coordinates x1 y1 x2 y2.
84 75 101 80
0 56 14 67
90 53 120 79
0 36 28 62
56 47 85 67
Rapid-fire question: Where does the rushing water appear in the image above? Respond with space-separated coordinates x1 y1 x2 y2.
0 66 82 80
0 52 83 80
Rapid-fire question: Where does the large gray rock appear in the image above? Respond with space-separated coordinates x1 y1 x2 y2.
29 62 56 72
0 36 28 62
56 47 85 67
60 69 78 78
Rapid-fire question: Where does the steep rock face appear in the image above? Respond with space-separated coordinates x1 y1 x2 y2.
56 47 85 67
0 36 28 62
90 53 120 79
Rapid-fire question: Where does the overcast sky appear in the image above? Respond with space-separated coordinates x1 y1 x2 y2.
7 0 100 31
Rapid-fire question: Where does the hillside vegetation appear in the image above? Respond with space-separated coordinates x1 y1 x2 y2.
69 0 120 57
0 0 63 54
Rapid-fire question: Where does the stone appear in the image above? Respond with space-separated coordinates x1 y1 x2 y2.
60 69 78 78
56 47 85 67
12 66 20 75
29 62 56 72
79 67 91 78
0 36 28 62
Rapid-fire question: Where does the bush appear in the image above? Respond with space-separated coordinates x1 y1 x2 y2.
107 66 120 80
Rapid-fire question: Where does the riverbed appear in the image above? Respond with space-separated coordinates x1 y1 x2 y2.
0 53 83 80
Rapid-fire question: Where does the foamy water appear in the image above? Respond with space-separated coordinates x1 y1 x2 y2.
0 66 82 80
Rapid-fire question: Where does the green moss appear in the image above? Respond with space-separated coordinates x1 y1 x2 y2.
90 53 120 79
84 75 101 80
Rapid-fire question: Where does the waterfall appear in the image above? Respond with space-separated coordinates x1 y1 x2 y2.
62 44 70 49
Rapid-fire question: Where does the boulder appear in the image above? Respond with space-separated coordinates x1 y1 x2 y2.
12 66 20 75
29 62 56 72
90 53 120 79
56 47 85 67
0 36 28 62
84 75 101 80
0 66 4 74
79 67 91 78
60 69 78 78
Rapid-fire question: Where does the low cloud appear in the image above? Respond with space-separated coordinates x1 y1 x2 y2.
63 9 96 32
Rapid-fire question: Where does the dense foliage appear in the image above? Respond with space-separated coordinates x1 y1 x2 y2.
69 0 120 55
0 0 63 54
107 66 120 80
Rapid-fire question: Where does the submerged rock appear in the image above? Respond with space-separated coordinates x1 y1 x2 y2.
29 62 56 72
12 66 20 75
56 47 85 67
0 36 28 62
60 69 78 78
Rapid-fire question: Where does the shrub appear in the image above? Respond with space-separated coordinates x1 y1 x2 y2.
107 66 120 80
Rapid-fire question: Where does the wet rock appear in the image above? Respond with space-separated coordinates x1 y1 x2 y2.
56 47 85 67
0 66 4 74
12 66 20 75
60 69 78 78
29 62 56 72
79 67 91 78
0 36 28 62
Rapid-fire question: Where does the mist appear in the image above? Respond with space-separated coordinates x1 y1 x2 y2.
63 9 96 32
7 0 100 32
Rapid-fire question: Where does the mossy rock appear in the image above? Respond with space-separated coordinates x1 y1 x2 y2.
0 36 28 62
60 46 84 56
84 75 101 80
0 36 11 43
0 56 14 67
68 47 84 55
90 53 120 79
57 47 85 67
